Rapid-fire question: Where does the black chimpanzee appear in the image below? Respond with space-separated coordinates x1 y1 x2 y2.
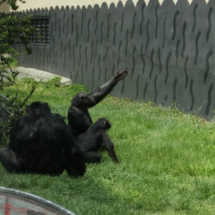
0 101 86 177
68 70 128 163
76 118 118 163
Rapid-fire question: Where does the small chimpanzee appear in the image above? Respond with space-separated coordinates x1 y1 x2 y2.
68 70 128 163
0 101 86 177
76 118 118 163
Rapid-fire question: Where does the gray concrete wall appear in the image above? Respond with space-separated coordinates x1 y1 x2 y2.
17 0 215 119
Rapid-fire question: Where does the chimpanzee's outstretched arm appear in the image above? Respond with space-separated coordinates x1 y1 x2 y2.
87 70 128 107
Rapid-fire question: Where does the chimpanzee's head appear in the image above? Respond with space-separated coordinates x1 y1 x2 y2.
71 92 96 108
95 118 111 130
25 101 51 116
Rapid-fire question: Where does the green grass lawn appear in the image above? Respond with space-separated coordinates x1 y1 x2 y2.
1 78 215 214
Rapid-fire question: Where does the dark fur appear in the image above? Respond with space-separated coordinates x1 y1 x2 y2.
0 101 86 177
77 118 118 163
68 70 128 163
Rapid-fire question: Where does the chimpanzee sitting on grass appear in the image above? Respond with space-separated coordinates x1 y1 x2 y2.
76 118 118 163
0 101 86 177
68 70 128 163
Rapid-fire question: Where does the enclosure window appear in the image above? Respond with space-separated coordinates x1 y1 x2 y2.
31 17 49 44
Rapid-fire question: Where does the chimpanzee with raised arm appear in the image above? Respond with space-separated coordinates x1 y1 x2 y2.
68 70 128 163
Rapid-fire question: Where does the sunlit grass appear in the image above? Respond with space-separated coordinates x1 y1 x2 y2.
1 78 215 214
